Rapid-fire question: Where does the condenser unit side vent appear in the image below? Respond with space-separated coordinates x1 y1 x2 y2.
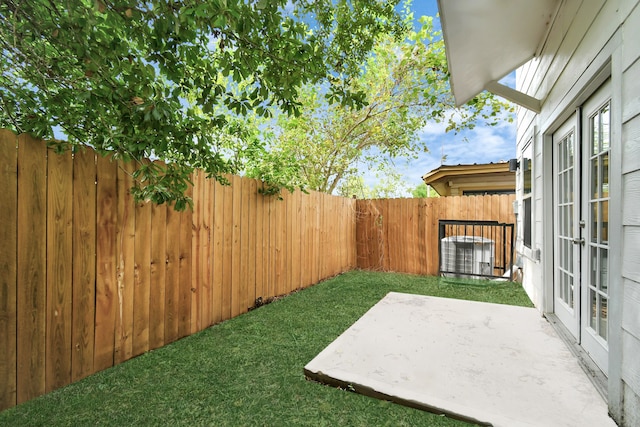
440 236 495 279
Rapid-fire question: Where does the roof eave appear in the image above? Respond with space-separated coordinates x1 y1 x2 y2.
437 0 561 112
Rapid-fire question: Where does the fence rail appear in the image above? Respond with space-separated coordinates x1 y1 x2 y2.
0 130 516 411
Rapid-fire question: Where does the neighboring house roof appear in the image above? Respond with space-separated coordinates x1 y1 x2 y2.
437 0 560 112
422 162 515 196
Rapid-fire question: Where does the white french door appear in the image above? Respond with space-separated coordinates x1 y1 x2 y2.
553 80 611 375
553 116 580 337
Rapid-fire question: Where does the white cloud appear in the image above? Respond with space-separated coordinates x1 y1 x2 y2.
417 120 448 138
382 116 517 196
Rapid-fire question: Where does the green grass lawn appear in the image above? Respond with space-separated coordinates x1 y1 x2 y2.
0 271 533 426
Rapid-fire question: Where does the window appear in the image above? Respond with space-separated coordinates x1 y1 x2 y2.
522 142 533 249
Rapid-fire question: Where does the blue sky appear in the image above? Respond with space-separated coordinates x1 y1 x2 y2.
361 1 516 195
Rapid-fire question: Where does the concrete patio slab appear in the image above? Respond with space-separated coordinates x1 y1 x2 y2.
304 292 616 427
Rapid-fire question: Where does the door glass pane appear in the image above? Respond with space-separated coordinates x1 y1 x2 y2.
569 204 573 236
600 248 608 292
601 200 608 243
590 289 597 329
592 114 600 155
568 274 574 308
591 157 599 199
568 241 573 272
559 205 565 236
591 202 598 243
602 104 610 151
568 137 574 168
602 153 609 197
599 296 608 340
591 246 598 289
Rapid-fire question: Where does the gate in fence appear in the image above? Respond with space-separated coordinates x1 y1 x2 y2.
438 220 515 281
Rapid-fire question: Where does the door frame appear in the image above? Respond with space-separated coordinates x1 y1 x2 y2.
539 58 621 381
538 46 624 409
549 82 612 375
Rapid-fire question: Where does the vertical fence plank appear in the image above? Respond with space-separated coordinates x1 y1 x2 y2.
355 200 367 270
417 199 427 275
114 161 135 364
348 199 356 269
254 182 265 300
94 154 118 372
410 199 419 274
133 195 151 357
300 192 310 287
178 184 193 338
369 200 381 271
149 193 167 349
276 194 285 295
426 197 436 276
391 199 401 272
292 190 301 289
269 193 278 296
328 195 335 276
293 191 299 288
381 199 391 271
231 175 242 316
212 179 224 324
337 198 343 273
262 189 275 298
45 149 73 393
437 198 448 274
0 130 17 410
16 134 47 404
200 176 213 328
400 199 409 273
164 200 181 344
247 179 258 306
483 194 492 221
222 177 234 320
312 193 318 281
271 191 279 298
318 193 326 278
190 171 203 333
284 191 293 292
239 178 250 313
71 148 96 382
334 196 340 274
382 199 390 271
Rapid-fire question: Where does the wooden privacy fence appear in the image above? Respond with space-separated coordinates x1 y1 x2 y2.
355 195 516 275
0 130 356 411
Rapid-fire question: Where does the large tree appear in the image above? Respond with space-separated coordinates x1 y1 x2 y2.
0 0 405 209
336 166 410 199
245 14 513 195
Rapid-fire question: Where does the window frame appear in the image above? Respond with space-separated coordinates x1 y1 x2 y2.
521 139 533 250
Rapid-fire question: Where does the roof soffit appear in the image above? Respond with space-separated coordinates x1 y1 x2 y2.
437 0 561 110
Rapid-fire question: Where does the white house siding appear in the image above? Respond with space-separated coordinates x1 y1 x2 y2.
515 1 640 424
